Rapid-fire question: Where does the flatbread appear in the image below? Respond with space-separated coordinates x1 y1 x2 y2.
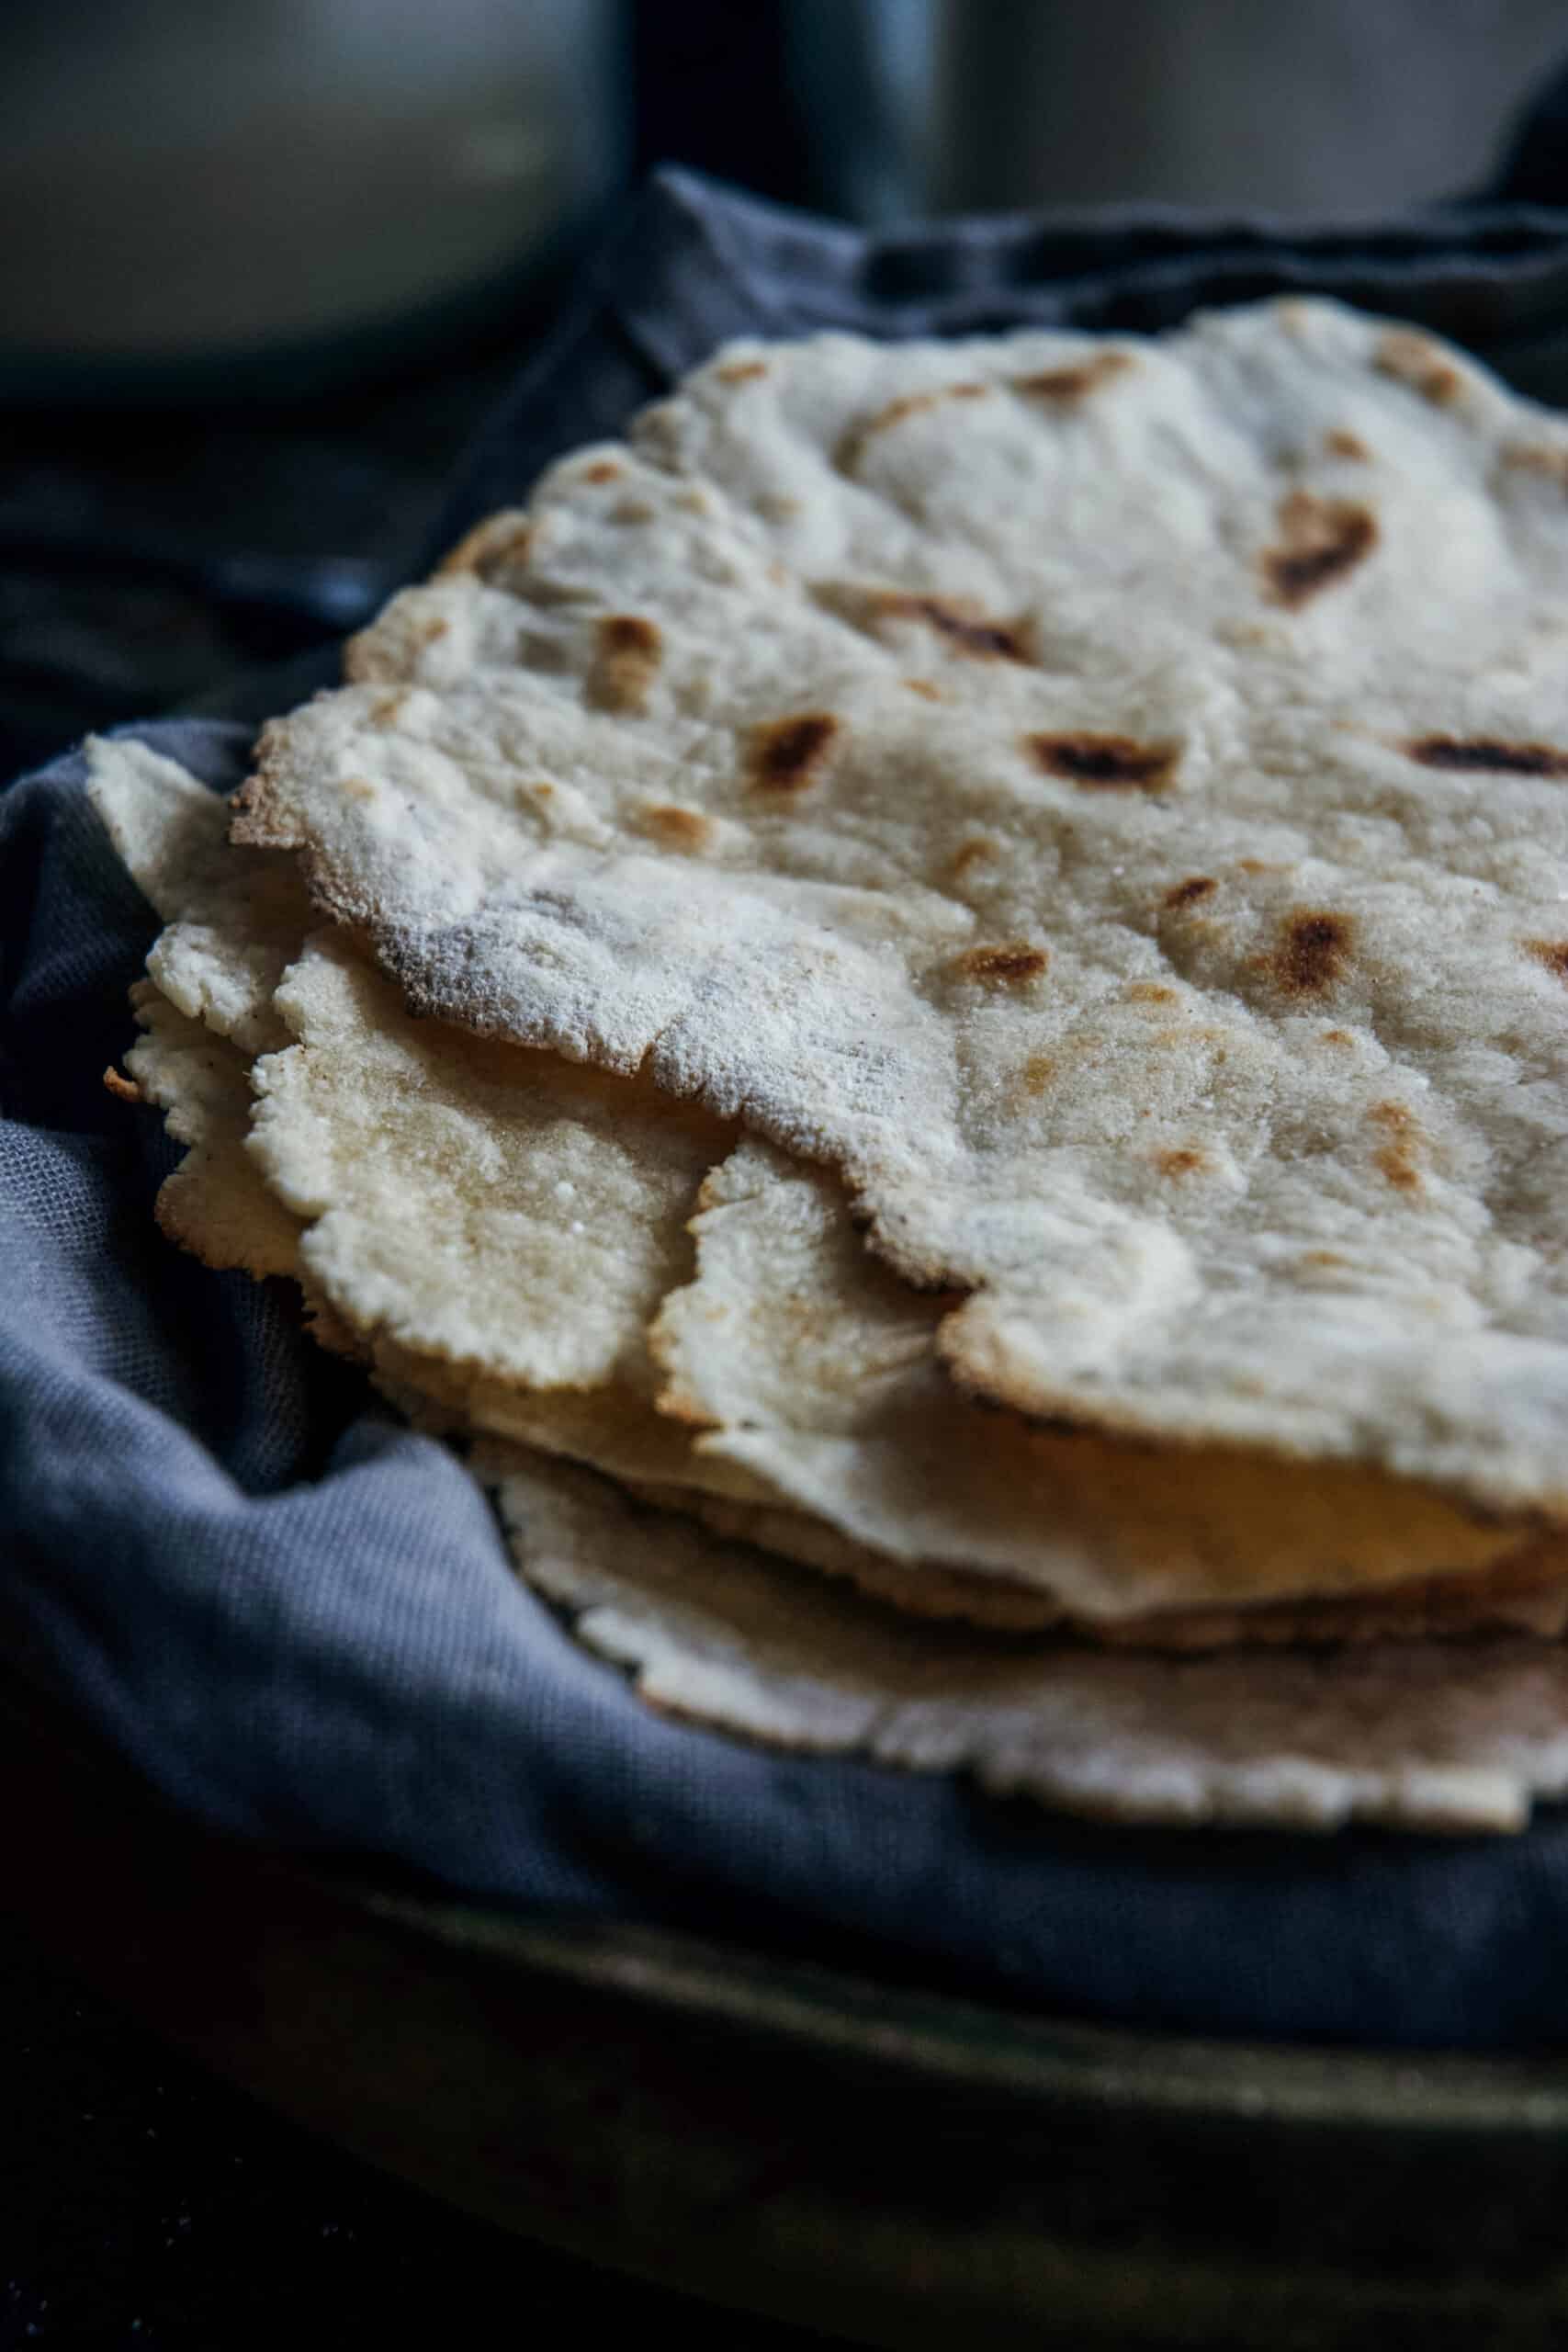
485 1444 1568 1831
88 734 307 1055
122 980 301 1281
649 1139 1536 1617
107 943 1568 1650
92 735 1565 1626
236 300 1568 1517
250 933 732 1396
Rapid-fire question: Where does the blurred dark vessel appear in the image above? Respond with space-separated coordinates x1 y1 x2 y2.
0 0 626 400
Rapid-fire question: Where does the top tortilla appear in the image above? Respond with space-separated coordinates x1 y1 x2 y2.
234 299 1568 1517
88 734 1568 1638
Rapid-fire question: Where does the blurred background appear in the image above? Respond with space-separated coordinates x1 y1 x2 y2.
5 0 1568 777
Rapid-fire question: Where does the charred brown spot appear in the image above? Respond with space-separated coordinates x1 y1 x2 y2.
836 382 991 472
1374 1132 1422 1194
102 1066 141 1103
1125 982 1178 1005
954 942 1050 984
749 711 840 791
716 359 768 385
1155 1147 1206 1179
1406 734 1568 779
1164 875 1216 910
1012 351 1133 403
1026 731 1179 791
588 613 663 714
1272 910 1354 997
947 836 998 886
1527 939 1568 981
435 516 533 576
1375 331 1464 407
874 593 1030 663
905 678 944 702
1501 439 1568 489
637 802 712 853
1325 429 1371 461
582 459 623 484
1322 1027 1355 1046
1019 1052 1056 1095
1262 491 1378 609
1300 1250 1348 1270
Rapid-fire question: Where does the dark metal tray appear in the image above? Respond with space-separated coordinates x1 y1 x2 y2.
6 1676 1568 2349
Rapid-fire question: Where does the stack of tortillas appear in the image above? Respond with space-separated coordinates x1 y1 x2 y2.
91 298 1568 1832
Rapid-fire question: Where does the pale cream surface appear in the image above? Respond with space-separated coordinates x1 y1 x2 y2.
237 301 1568 1511
94 734 1561 1622
487 1446 1568 1833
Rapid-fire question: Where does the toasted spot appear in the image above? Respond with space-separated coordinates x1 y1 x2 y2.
1164 875 1216 910
102 1066 141 1103
1322 1027 1355 1046
1262 491 1378 609
1501 439 1568 489
1375 330 1465 407
1026 732 1179 790
1012 351 1134 402
1371 1100 1416 1135
1235 858 1280 876
1300 1250 1348 1269
954 942 1049 984
905 678 944 702
420 617 449 645
1526 938 1568 981
637 802 713 854
716 359 769 385
1155 1147 1206 1178
1325 428 1371 461
1153 1025 1226 1049
873 593 1031 663
339 775 377 803
582 459 623 484
1272 910 1353 996
369 691 411 729
435 515 534 577
947 836 998 886
1126 982 1177 1004
1375 1143 1422 1193
1019 1052 1056 1095
1406 734 1568 779
588 613 663 715
837 382 991 472
759 493 802 523
748 712 840 792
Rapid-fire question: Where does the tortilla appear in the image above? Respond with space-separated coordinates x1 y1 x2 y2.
235 300 1568 1517
106 933 1568 1653
121 980 301 1281
93 735 1563 1627
649 1138 1532 1617
89 734 307 1055
485 1444 1568 1832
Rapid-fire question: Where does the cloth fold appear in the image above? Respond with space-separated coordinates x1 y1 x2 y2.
13 173 1568 2048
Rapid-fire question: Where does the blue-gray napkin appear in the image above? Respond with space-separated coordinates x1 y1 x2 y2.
13 171 1568 2049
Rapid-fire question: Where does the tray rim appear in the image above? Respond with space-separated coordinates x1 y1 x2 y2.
345 1882 1568 2135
